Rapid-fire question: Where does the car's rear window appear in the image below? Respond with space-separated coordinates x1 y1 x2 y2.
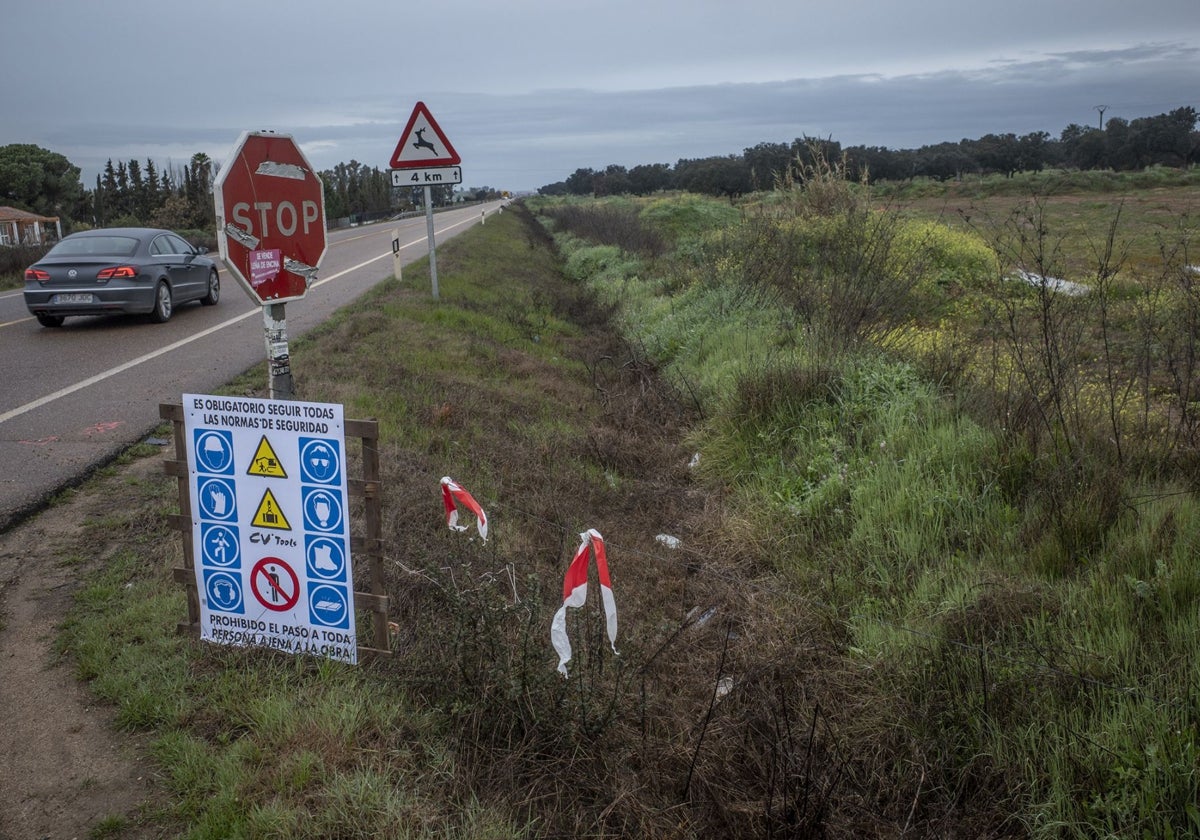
49 236 139 257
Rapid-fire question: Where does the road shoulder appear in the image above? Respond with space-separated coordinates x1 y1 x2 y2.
0 448 166 839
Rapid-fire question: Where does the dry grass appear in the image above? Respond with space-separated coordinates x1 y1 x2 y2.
54 196 1177 836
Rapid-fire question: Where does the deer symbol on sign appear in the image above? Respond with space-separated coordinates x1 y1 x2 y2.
413 128 437 155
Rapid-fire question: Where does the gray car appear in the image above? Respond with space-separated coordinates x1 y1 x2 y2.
24 227 220 327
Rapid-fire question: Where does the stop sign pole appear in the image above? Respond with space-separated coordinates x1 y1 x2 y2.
214 131 327 400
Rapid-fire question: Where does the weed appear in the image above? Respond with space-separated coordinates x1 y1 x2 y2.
538 178 1200 836
48 191 1200 838
88 815 130 838
539 198 666 256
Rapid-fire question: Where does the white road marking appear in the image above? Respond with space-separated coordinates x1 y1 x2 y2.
0 210 482 426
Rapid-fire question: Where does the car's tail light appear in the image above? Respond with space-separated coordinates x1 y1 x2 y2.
25 268 50 282
96 265 138 280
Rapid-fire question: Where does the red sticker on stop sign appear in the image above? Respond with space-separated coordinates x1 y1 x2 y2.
250 249 282 287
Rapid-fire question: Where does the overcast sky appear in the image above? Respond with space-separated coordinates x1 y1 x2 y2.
2 0 1198 193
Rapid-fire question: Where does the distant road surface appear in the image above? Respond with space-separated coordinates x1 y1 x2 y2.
0 201 504 532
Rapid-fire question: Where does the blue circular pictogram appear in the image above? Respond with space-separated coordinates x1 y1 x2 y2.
299 437 341 485
198 477 237 522
308 583 350 628
204 570 244 613
195 429 234 474
302 487 344 533
201 523 240 567
306 535 347 581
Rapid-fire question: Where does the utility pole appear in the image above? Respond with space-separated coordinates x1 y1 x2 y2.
1094 105 1108 130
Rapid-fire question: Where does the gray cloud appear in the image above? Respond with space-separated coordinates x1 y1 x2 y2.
2 2 1198 191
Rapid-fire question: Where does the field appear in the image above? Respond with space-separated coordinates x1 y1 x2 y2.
889 177 1200 279
4 172 1200 838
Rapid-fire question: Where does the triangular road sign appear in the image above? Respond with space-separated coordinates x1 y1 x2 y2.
390 101 461 169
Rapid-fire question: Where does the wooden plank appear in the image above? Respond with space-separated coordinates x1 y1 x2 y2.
359 421 388 654
350 535 384 554
352 590 389 612
165 407 201 627
163 459 188 478
347 478 381 499
345 418 379 438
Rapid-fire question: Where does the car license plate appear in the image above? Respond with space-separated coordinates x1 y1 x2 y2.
51 293 94 304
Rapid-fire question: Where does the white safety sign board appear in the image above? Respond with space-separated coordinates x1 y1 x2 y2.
183 394 358 664
390 165 463 187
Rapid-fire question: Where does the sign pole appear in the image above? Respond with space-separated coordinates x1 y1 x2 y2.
389 102 460 303
424 185 439 300
264 303 294 400
213 131 326 401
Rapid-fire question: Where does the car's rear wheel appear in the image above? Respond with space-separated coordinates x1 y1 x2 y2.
150 281 173 323
35 313 64 328
201 269 220 306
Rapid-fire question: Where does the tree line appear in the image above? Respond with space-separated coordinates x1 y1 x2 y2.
538 106 1200 198
0 144 222 232
92 153 217 230
83 154 402 231
1 143 503 236
3 105 1193 230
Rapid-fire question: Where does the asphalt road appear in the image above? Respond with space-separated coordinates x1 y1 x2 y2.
0 201 504 532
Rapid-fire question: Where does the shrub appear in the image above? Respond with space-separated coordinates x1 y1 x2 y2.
540 200 665 256
638 193 741 244
561 243 638 284
892 219 1000 294
728 204 925 347
0 242 54 289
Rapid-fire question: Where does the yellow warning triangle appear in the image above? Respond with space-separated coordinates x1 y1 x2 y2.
251 488 292 530
247 436 287 478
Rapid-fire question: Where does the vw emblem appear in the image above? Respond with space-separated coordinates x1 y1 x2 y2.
68 269 77 278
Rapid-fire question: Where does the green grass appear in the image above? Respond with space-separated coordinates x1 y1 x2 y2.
889 176 1200 281
537 184 1200 837
48 186 1200 837
53 207 618 837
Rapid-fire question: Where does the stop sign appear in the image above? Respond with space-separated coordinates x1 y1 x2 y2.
214 131 326 304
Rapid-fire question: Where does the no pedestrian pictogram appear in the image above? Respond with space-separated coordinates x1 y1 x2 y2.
250 557 300 612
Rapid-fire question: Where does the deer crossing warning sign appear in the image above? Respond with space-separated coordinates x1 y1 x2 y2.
389 101 461 169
